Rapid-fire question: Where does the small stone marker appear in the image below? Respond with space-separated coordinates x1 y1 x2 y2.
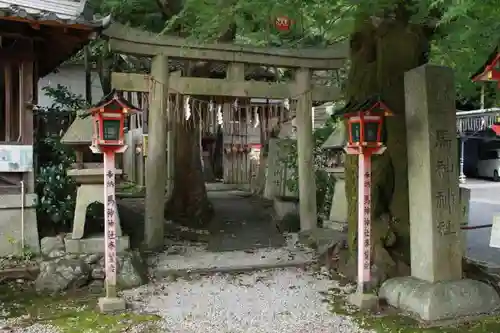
405 64 462 282
489 215 500 248
263 138 281 199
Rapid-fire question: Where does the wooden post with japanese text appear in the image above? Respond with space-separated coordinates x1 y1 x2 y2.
103 151 118 297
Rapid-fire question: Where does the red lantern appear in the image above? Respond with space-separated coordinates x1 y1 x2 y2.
275 16 292 31
88 91 141 154
339 97 393 156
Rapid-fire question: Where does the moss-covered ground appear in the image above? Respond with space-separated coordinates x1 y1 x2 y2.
4 270 500 332
326 284 500 333
0 282 161 332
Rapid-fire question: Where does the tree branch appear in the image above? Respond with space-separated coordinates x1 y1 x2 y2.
155 0 173 19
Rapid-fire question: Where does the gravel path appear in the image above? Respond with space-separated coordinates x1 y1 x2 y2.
123 268 369 333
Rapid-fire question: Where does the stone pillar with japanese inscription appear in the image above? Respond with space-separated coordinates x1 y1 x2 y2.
374 67 500 323
405 64 462 282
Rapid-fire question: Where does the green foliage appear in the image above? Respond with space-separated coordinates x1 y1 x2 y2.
131 0 498 105
278 117 338 220
88 0 500 104
35 85 87 231
38 85 87 112
90 0 166 32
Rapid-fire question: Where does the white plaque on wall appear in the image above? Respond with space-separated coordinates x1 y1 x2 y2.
0 145 33 172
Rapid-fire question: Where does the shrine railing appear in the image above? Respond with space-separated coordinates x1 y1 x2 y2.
456 108 500 133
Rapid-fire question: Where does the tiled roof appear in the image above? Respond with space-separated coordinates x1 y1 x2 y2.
0 0 109 27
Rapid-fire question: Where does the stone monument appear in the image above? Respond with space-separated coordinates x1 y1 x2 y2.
321 122 348 231
61 114 130 254
379 64 499 322
263 138 285 200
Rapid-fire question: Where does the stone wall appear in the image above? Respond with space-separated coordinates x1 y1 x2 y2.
0 193 40 256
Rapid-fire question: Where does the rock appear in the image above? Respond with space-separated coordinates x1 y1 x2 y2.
273 197 299 221
379 276 500 321
299 228 346 255
373 214 397 247
40 236 65 256
91 266 105 279
82 253 102 265
47 249 66 258
35 256 91 293
96 251 147 289
277 213 300 233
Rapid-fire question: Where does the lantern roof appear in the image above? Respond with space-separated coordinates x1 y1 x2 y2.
334 95 393 117
61 110 94 146
321 122 346 150
471 46 500 82
87 90 142 115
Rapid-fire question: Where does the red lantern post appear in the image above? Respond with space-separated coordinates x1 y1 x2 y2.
88 91 141 312
340 97 393 300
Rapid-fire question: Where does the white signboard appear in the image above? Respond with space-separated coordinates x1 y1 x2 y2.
0 145 33 172
489 215 500 248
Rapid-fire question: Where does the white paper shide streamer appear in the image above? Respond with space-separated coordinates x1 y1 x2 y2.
184 96 191 120
217 105 223 127
253 106 260 128
284 98 290 110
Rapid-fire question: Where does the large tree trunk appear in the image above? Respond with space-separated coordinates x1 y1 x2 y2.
340 12 432 285
166 108 214 228
157 0 236 228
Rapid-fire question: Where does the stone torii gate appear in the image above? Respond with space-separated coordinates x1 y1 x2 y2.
103 24 348 249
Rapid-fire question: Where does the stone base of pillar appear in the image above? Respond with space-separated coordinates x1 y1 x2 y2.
65 234 130 254
346 291 379 311
98 296 126 313
379 276 500 322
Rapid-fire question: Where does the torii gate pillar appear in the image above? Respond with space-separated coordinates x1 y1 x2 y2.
295 68 317 231
144 54 169 250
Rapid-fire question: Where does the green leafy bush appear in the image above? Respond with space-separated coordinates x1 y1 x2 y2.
35 139 76 228
34 85 87 233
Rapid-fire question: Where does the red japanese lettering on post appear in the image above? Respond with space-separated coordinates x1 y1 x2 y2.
104 151 117 287
357 153 372 289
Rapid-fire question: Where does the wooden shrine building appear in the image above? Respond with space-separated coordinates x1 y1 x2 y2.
0 1 109 255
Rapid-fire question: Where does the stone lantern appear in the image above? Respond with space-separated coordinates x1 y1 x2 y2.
321 122 348 231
